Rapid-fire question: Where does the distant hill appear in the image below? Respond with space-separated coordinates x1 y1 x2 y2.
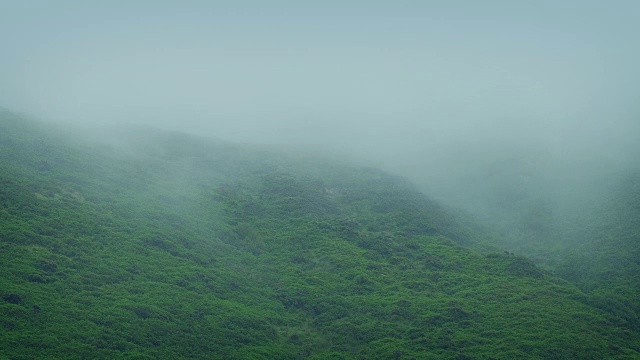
554 170 640 331
1 110 638 359
438 151 640 336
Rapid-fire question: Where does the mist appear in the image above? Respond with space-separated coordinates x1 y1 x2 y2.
2 1 639 211
4 5 640 355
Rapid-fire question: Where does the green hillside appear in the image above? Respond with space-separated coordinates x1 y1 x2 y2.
555 170 640 331
1 111 638 359
445 154 640 337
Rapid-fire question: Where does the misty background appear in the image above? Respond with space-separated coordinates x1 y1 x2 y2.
1 1 639 211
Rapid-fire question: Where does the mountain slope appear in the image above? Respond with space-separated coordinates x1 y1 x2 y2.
443 152 640 335
1 111 638 359
555 170 640 331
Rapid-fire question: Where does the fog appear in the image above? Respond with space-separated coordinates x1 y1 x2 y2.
2 1 639 211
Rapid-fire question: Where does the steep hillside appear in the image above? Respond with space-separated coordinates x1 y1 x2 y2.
1 111 638 359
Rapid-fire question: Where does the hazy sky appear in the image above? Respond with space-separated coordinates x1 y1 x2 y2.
2 1 639 195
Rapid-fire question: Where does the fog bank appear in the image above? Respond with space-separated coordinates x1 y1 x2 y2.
1 1 639 209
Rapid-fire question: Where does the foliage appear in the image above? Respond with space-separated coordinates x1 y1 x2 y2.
0 112 638 358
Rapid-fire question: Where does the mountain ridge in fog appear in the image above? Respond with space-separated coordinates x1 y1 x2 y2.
2 111 639 358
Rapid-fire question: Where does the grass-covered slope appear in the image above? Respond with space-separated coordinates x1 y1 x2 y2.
0 111 638 359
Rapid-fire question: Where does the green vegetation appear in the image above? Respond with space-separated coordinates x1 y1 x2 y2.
458 155 640 341
1 111 639 359
554 171 640 332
